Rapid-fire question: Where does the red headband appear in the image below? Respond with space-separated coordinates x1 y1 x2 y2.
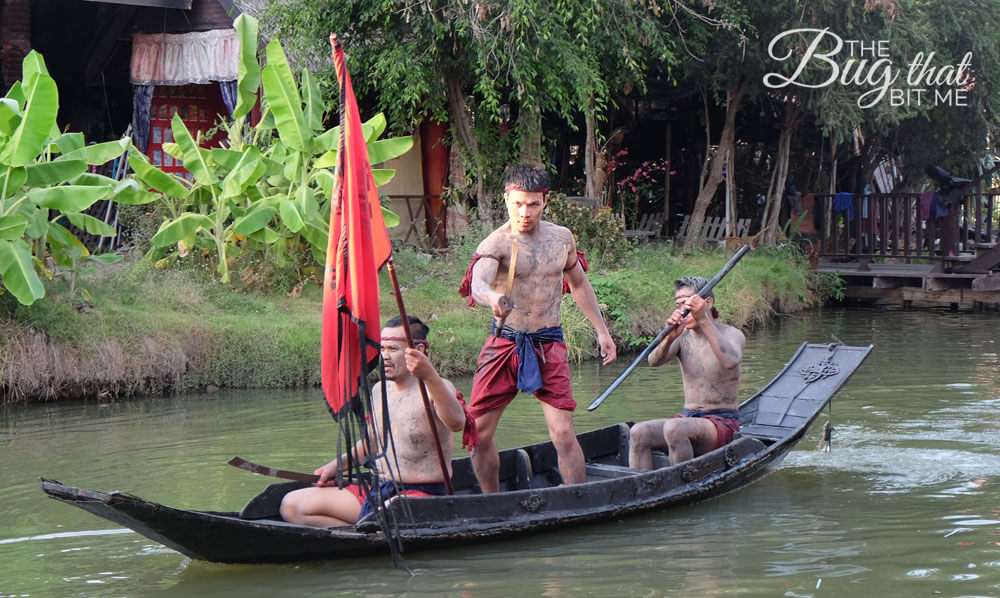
381 336 429 349
504 184 549 193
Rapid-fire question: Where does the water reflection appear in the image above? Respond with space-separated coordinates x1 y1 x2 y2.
3 307 1000 596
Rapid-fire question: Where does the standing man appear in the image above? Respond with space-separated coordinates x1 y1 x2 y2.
280 316 473 527
628 276 745 469
460 164 617 493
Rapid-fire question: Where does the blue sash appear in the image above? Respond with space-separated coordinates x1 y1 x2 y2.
680 408 739 420
492 324 565 394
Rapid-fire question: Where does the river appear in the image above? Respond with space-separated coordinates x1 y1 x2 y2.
2 307 999 597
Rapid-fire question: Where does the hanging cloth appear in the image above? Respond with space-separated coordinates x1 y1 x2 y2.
130 29 239 85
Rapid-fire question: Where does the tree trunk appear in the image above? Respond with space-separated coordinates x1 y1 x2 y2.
445 76 487 221
518 104 543 165
663 119 672 235
826 132 837 244
760 102 801 245
725 138 735 237
585 98 597 199
683 77 747 249
698 86 711 194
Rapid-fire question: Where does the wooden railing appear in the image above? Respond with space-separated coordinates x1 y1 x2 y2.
814 190 999 264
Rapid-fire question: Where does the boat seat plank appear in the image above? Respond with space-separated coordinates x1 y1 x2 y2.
585 462 636 479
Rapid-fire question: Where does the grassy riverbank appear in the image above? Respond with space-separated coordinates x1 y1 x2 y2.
0 235 837 404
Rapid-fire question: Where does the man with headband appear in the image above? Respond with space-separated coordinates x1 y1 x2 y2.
628 276 745 469
280 316 476 526
460 163 617 493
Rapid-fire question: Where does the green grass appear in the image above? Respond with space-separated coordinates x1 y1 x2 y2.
0 238 832 403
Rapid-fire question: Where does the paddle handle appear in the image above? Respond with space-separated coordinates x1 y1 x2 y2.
228 456 320 483
493 296 514 333
587 244 751 412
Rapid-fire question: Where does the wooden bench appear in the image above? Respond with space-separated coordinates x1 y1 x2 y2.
677 215 751 244
624 212 663 240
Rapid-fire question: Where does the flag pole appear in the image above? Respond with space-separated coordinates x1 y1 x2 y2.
385 257 455 495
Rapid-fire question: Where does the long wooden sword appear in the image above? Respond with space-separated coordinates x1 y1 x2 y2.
494 240 518 332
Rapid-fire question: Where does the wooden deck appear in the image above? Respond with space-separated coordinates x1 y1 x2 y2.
816 258 1000 309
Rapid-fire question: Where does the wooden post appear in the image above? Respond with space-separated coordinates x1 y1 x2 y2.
420 120 450 249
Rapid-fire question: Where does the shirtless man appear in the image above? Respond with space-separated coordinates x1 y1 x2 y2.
280 316 470 526
461 164 617 493
628 276 746 469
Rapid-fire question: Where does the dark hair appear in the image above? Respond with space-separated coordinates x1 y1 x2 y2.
503 164 550 193
674 276 713 300
384 315 429 340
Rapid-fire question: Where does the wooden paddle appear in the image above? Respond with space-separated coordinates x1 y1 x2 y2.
587 243 752 411
494 240 518 332
228 456 320 483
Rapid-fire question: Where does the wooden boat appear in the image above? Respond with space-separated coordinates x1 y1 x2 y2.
40 342 871 564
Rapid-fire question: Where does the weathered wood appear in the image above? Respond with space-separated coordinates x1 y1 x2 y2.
959 243 1000 274
972 274 1000 291
903 287 965 303
924 276 954 292
676 214 750 243
873 277 905 289
624 212 663 240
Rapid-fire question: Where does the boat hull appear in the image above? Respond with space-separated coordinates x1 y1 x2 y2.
41 342 871 563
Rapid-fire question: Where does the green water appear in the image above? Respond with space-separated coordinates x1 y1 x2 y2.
2 307 999 597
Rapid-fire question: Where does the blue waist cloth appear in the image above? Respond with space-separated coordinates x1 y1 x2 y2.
680 408 739 420
491 323 565 394
357 480 447 521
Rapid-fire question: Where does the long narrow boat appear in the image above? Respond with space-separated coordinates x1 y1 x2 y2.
40 342 870 564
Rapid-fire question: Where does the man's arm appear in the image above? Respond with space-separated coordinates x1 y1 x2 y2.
564 246 617 365
470 237 511 320
699 321 744 370
648 310 685 367
404 348 466 432
687 296 744 370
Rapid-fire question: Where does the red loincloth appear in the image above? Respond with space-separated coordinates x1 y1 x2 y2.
469 335 575 418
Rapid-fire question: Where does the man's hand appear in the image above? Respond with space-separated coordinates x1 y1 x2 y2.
666 306 688 327
598 331 617 365
684 294 710 321
314 457 342 487
491 293 514 319
404 347 437 380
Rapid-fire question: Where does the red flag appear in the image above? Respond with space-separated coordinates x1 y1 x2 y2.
322 35 392 416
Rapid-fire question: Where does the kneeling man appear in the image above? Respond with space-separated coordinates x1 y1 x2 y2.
281 316 473 526
629 276 745 469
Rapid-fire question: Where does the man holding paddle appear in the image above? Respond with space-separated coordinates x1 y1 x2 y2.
628 276 746 469
460 164 617 493
280 316 474 526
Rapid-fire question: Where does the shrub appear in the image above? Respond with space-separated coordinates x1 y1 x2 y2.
545 193 630 264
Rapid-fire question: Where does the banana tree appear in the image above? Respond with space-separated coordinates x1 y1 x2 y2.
132 14 413 283
0 51 155 305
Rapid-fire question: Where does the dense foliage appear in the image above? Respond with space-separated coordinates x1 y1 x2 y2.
129 15 413 285
262 0 1000 242
0 52 154 305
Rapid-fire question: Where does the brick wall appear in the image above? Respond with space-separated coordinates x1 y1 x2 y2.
1 0 32 88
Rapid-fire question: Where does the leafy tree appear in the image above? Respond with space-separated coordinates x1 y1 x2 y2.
263 0 685 218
